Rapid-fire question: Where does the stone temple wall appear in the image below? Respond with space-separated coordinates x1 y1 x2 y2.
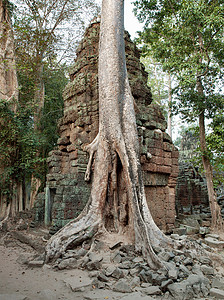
36 21 179 233
176 163 208 214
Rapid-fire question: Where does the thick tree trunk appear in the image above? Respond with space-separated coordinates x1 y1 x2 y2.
29 61 45 209
0 0 18 110
167 73 172 138
45 0 171 269
0 0 19 225
197 79 223 230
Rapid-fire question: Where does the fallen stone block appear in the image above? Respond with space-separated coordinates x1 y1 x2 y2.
28 260 44 267
179 224 199 234
210 288 224 299
200 264 214 276
212 278 224 291
204 237 224 249
64 272 92 292
143 285 161 295
172 227 186 236
113 279 132 293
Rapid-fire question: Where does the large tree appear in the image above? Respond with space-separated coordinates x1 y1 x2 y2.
134 0 224 229
0 0 19 224
45 0 171 269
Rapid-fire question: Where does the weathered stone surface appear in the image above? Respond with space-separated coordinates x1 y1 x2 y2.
28 260 44 267
200 264 214 276
168 274 210 300
113 279 132 293
111 267 124 279
210 288 224 299
168 268 178 280
64 272 92 291
204 237 224 249
143 286 161 295
58 258 77 270
130 276 141 288
212 278 224 291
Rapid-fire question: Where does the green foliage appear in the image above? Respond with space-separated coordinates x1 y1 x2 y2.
141 56 168 113
0 99 44 198
134 0 224 120
134 0 224 187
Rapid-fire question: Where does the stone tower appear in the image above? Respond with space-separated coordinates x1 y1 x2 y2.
35 21 179 233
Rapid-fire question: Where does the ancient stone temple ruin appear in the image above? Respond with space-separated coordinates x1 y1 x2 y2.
35 21 179 233
176 163 209 215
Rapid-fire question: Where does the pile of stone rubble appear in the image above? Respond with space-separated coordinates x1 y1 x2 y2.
47 233 224 300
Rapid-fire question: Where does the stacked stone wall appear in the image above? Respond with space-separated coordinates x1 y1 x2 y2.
38 21 178 233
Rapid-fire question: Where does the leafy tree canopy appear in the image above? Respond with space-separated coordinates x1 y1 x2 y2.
134 0 224 121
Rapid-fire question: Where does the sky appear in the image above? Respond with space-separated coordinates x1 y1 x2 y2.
95 1 143 38
124 2 143 38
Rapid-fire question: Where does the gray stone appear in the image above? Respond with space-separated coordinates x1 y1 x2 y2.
183 258 193 266
200 264 214 275
111 251 122 263
64 272 92 292
151 273 167 285
112 267 124 279
206 233 220 239
113 279 132 293
74 248 88 258
182 217 200 229
192 264 203 276
143 286 161 295
161 279 173 292
210 288 224 299
172 227 187 235
199 256 212 265
28 260 44 267
204 237 224 249
58 258 77 270
178 264 190 276
133 257 144 263
130 267 139 276
105 265 116 276
212 278 224 291
86 260 101 271
97 272 108 282
130 276 141 288
119 261 133 269
89 271 99 278
88 252 103 263
0 295 28 300
168 274 210 300
179 224 199 234
168 268 178 280
141 283 152 288
139 269 149 282
158 251 174 262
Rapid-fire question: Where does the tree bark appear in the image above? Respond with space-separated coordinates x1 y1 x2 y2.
0 0 19 226
197 79 223 230
45 0 171 269
167 73 172 138
0 0 18 110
